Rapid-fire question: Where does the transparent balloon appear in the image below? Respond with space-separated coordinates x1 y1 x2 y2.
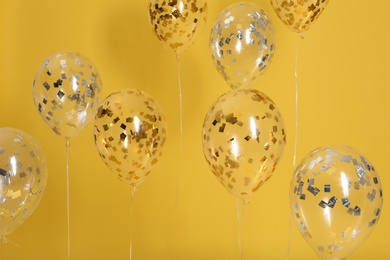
290 145 383 260
93 89 167 188
270 0 329 33
202 88 286 200
148 0 208 56
0 128 47 237
210 2 275 89
32 51 102 139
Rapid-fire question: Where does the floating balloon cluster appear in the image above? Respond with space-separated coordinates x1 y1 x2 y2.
203 2 284 202
202 1 383 259
269 1 383 258
0 1 382 259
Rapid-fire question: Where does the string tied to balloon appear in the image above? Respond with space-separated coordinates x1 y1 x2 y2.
207 3 283 257
202 87 286 256
0 236 23 260
148 0 208 214
93 88 168 260
32 51 103 259
236 198 248 260
269 0 330 257
65 140 71 260
129 185 137 260
286 33 305 260
176 53 183 211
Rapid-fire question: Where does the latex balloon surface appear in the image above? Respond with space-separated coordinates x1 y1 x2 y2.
94 89 167 187
148 0 208 55
202 89 286 200
270 0 329 33
290 145 383 260
33 51 102 139
210 2 275 89
0 128 47 237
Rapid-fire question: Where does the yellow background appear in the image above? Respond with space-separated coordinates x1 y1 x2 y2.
1 0 389 259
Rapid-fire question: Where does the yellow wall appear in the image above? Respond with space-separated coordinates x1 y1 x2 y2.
1 0 389 259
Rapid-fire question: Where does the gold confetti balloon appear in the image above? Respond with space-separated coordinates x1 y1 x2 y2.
202 89 286 200
210 3 275 89
148 0 208 56
290 145 383 260
270 0 329 33
93 89 167 188
32 52 102 140
0 128 47 237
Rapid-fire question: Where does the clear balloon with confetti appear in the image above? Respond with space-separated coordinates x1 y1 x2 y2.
148 0 208 56
210 2 275 89
270 0 329 33
93 89 167 188
0 128 47 237
202 88 286 201
32 51 102 139
290 145 383 259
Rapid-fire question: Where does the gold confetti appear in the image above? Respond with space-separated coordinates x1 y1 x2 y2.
270 0 329 33
148 0 208 55
202 88 286 199
94 89 167 187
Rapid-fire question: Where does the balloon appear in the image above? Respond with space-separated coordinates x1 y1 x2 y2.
270 0 329 33
210 3 275 89
93 89 167 188
290 145 383 260
202 88 286 200
32 51 102 140
0 128 47 237
148 0 208 56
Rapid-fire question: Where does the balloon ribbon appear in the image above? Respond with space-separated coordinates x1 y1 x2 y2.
129 186 136 260
176 54 183 211
286 34 304 260
66 140 71 260
236 198 245 260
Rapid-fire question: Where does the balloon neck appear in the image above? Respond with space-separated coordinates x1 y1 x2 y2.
131 185 137 198
298 33 307 40
0 237 21 248
176 54 181 62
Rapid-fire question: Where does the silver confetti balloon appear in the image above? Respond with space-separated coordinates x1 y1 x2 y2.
290 145 383 260
210 2 275 89
0 128 47 237
32 52 102 140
